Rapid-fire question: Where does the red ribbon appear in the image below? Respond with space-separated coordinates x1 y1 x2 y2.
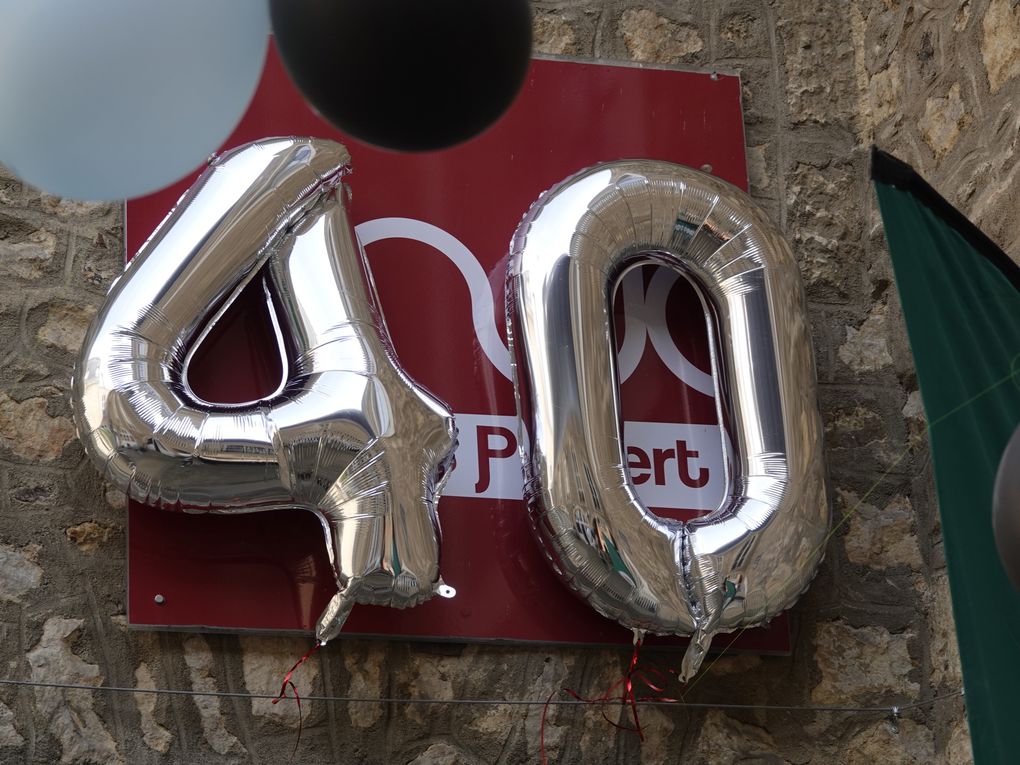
273 640 322 754
540 637 684 763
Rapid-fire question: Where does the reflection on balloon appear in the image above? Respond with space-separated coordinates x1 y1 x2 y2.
71 138 457 642
507 161 829 679
0 0 268 201
993 425 1020 592
269 0 532 152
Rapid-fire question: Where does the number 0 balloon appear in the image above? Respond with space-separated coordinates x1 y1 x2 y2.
72 138 457 642
507 161 830 678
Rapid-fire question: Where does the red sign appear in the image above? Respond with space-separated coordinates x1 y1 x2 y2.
126 44 789 652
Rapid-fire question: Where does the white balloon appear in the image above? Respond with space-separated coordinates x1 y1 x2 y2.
0 0 268 201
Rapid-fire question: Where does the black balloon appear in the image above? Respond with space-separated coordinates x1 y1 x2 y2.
270 0 533 152
993 424 1020 592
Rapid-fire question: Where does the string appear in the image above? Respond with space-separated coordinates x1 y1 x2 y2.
818 359 1020 552
541 634 690 760
678 626 751 698
270 640 321 754
553 636 647 744
538 349 1016 754
539 690 557 765
678 357 1020 695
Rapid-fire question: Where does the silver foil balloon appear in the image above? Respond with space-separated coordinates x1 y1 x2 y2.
507 161 829 678
72 137 457 642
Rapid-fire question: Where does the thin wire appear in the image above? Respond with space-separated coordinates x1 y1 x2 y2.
812 358 1020 568
925 355 1020 428
2 354 995 735
1 366 994 732
1 372 987 724
0 677 962 713
681 357 1020 694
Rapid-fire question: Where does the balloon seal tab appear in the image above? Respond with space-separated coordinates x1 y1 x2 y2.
437 584 456 599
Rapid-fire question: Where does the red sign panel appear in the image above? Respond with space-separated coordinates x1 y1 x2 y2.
126 44 789 652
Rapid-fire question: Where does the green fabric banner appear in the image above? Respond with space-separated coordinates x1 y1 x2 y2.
872 147 1020 764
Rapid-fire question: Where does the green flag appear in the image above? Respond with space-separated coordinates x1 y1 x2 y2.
872 147 1020 764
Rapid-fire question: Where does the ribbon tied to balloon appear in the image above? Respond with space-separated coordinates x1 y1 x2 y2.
507 161 830 679
71 138 457 642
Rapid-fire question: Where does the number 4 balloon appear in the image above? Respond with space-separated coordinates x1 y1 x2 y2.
72 138 457 642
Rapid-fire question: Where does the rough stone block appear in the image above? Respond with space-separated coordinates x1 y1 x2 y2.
717 4 769 60
691 710 791 764
533 11 579 56
839 489 923 571
919 83 971 161
846 718 934 765
811 620 918 704
778 2 857 127
982 0 1020 93
27 617 122 764
0 392 75 462
0 542 42 603
619 8 704 64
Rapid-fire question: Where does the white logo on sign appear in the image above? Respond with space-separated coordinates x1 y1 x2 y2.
356 218 512 380
355 218 726 507
356 218 715 393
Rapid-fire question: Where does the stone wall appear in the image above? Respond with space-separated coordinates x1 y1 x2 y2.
1 1 1017 762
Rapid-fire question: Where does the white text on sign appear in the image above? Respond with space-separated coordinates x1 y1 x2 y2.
443 413 727 511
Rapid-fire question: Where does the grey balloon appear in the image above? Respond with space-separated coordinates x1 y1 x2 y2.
506 161 829 679
993 424 1020 592
0 0 269 201
72 137 457 642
